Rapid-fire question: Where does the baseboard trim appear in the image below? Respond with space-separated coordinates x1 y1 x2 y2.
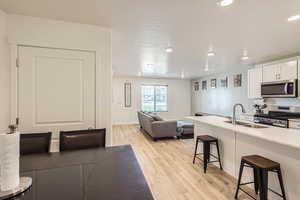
113 122 139 126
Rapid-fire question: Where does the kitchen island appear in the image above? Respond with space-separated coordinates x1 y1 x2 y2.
187 116 300 200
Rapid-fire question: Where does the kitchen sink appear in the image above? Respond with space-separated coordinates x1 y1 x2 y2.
224 120 268 129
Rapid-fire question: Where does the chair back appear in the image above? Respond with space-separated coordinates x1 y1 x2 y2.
60 129 106 151
20 132 52 155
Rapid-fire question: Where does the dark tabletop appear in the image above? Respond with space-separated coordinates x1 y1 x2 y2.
17 145 154 200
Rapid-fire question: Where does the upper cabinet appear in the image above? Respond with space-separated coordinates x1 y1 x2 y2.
280 60 298 81
262 60 298 82
248 65 263 99
262 64 279 83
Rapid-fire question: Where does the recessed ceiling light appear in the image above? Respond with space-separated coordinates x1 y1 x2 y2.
181 70 185 79
165 47 174 53
207 51 215 56
217 0 234 7
204 62 209 71
288 14 300 22
241 56 249 60
241 49 249 60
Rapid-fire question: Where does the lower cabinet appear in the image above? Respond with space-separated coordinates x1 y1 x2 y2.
236 134 300 200
194 123 236 177
194 122 300 200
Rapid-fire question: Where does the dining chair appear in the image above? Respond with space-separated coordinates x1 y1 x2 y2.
20 132 52 155
59 129 106 151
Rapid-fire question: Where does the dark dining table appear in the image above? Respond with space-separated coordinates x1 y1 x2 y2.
17 145 154 200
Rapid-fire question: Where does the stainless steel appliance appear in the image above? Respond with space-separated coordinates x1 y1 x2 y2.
289 119 300 130
261 79 298 98
254 111 300 128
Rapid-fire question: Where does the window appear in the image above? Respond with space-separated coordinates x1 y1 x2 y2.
141 85 168 112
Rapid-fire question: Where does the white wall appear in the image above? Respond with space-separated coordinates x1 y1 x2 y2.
6 15 112 145
112 76 191 125
0 10 10 133
191 68 253 117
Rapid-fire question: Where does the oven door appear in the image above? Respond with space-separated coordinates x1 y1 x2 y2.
261 80 297 98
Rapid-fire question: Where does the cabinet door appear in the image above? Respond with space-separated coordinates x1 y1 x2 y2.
262 64 279 82
248 67 263 99
279 60 298 81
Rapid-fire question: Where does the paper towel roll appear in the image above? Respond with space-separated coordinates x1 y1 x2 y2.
0 132 20 191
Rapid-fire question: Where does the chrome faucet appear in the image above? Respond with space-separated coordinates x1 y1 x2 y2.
232 103 246 125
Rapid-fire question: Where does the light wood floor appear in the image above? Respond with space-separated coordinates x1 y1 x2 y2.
112 125 253 200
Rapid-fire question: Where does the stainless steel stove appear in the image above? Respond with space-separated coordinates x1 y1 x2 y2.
254 111 300 128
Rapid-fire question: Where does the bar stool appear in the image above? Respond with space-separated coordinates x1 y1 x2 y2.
235 155 286 200
193 135 223 173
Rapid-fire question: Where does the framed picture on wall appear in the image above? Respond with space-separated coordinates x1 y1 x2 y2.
233 74 242 87
194 81 199 91
202 80 207 90
124 82 132 107
220 76 228 88
211 79 217 88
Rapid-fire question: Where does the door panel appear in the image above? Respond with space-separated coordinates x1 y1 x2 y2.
35 56 84 124
18 46 96 151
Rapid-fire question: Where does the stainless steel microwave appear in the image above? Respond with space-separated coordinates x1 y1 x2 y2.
261 79 298 98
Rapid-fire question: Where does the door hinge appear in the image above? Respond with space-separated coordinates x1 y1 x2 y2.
16 58 19 67
16 117 19 125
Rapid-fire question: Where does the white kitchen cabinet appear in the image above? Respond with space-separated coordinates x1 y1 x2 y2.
248 66 263 99
263 60 298 82
262 64 278 83
280 60 298 80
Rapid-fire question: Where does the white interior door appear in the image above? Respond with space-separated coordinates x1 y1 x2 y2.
18 46 96 152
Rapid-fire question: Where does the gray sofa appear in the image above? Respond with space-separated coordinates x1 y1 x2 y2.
137 111 180 141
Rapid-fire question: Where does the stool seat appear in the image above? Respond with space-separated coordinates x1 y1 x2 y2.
243 155 280 170
197 135 217 142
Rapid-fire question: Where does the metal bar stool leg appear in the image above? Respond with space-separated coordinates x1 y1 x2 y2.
253 168 259 194
277 169 287 200
207 142 211 162
259 169 269 200
203 142 209 173
216 141 223 170
193 138 199 164
235 161 245 199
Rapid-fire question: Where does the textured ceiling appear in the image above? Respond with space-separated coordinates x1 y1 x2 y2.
1 0 300 79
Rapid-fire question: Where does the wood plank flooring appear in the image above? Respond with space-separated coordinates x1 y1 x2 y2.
112 125 253 200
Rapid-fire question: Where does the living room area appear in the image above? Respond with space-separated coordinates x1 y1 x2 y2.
112 75 195 139
111 76 241 200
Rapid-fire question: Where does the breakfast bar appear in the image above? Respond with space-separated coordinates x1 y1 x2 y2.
187 115 300 200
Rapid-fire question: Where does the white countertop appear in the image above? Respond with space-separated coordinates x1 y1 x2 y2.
186 116 300 150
